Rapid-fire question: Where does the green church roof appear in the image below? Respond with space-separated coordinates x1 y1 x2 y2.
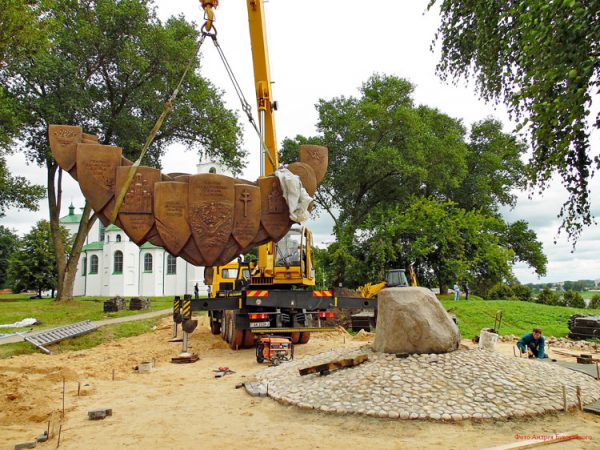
59 203 82 224
82 241 104 251
105 224 122 232
140 242 163 250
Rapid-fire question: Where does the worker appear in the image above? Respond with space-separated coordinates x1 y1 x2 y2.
194 282 200 300
453 282 460 301
517 328 546 359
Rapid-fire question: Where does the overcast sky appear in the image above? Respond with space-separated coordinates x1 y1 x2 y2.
3 1 599 284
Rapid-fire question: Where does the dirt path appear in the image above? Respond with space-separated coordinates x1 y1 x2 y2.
1 318 599 450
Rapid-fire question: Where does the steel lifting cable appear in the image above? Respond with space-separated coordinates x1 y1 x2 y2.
208 33 278 172
109 30 210 224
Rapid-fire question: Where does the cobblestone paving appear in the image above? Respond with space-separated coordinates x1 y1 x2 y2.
256 346 600 420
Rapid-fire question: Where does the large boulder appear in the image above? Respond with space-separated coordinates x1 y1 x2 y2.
372 287 460 354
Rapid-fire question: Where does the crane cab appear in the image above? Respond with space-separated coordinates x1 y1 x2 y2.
271 226 315 287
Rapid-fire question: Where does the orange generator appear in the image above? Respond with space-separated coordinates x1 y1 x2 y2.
256 335 294 365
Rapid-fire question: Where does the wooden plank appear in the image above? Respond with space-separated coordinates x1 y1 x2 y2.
299 354 368 376
482 433 581 450
551 349 599 361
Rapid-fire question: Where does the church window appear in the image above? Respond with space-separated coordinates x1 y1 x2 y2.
114 251 123 274
90 255 98 274
144 253 153 272
167 254 177 275
99 223 105 242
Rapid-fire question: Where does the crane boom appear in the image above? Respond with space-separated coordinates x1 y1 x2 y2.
246 0 278 176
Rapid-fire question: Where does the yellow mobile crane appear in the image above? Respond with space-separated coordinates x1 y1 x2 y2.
187 1 376 350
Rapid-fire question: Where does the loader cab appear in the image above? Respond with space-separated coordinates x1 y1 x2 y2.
385 269 409 288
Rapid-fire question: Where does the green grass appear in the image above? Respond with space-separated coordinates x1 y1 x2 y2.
0 317 161 359
0 295 176 333
439 297 600 338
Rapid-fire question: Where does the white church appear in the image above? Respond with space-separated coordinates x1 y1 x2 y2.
62 161 232 297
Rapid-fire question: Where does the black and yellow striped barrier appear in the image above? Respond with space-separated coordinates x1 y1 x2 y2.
182 294 192 320
170 296 182 341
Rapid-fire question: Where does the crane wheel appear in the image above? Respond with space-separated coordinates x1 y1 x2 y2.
220 311 229 341
299 332 311 344
229 329 244 350
227 313 244 350
209 312 221 335
290 332 301 345
243 329 256 348
210 321 221 335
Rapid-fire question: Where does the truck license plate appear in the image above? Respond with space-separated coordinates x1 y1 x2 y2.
249 321 270 328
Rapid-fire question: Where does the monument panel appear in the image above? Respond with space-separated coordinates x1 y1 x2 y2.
189 174 235 266
48 125 83 174
300 144 328 184
154 182 192 255
76 143 122 212
232 184 261 248
259 176 290 241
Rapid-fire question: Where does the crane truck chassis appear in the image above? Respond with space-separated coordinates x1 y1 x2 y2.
172 286 377 350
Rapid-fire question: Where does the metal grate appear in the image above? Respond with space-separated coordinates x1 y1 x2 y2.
24 320 98 354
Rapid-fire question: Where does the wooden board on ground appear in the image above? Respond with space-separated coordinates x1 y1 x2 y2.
299 354 368 376
551 349 599 362
171 353 199 364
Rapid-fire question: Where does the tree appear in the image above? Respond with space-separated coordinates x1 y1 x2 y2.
563 290 585 308
589 294 600 309
0 225 18 287
430 0 600 240
7 220 70 297
1 0 244 300
453 119 526 214
0 0 48 66
536 288 558 306
0 156 45 217
282 74 469 235
487 284 515 301
281 74 543 291
355 198 543 294
511 284 532 302
501 221 548 276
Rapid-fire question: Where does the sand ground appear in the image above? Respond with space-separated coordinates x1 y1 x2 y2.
1 318 599 450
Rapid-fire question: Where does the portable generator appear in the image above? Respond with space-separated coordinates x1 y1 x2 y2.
256 335 294 365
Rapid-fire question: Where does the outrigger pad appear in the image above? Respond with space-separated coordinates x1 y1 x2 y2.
182 319 198 333
49 126 328 267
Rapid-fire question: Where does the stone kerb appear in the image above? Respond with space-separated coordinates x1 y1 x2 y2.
372 287 460 354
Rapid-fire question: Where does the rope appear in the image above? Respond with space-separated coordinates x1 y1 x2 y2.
109 31 209 224
209 35 278 172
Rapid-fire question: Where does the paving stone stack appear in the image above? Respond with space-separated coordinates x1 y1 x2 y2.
129 297 151 311
568 314 600 340
103 296 126 312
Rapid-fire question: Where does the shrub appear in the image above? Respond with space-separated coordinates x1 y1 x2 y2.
487 284 515 300
563 290 585 308
536 288 558 305
511 284 532 302
589 294 600 309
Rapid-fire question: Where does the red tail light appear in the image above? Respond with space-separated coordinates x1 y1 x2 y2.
319 311 336 318
249 313 268 320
